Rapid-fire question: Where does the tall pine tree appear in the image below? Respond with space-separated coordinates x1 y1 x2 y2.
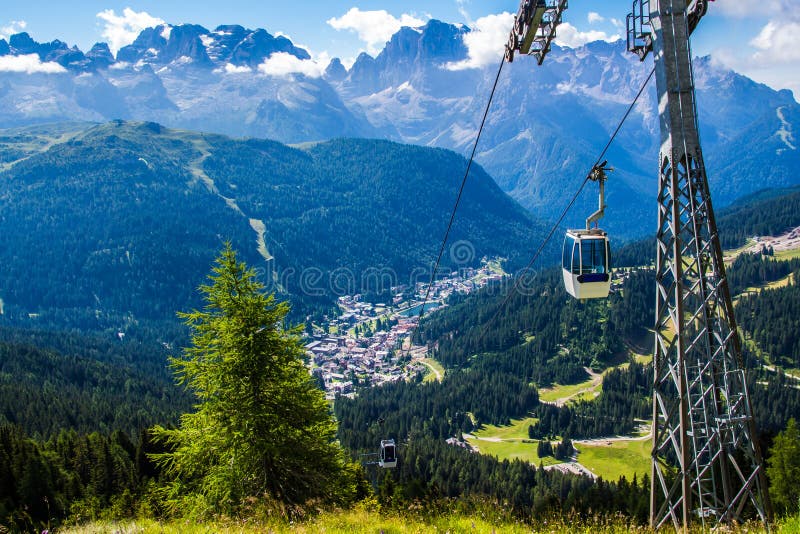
151 244 356 516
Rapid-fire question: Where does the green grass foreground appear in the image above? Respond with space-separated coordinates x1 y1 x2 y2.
59 509 800 534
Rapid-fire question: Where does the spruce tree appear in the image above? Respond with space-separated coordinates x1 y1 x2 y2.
151 244 356 515
767 418 800 516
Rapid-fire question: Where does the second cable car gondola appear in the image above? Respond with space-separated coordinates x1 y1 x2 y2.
562 162 612 300
379 439 397 468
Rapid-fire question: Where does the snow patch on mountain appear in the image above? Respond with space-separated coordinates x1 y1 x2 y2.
278 82 320 109
199 34 214 49
447 123 478 147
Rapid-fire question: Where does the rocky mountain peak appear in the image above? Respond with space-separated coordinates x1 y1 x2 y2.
7 32 93 71
417 19 469 62
112 23 311 69
117 24 213 66
86 43 114 69
342 20 470 97
324 57 347 82
116 26 168 64
8 32 37 53
228 28 310 67
377 19 467 66
162 24 212 66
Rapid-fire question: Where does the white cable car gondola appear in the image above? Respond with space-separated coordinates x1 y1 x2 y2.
379 439 397 468
562 163 612 300
563 229 611 299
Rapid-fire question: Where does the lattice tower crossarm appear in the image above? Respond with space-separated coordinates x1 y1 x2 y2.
641 0 771 529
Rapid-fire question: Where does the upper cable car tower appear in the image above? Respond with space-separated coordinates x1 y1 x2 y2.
627 0 770 528
505 0 568 64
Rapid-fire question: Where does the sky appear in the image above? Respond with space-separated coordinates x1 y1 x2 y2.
0 0 798 99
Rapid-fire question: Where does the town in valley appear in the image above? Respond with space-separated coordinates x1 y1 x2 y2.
304 261 505 400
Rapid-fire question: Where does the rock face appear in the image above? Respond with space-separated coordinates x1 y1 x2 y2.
0 21 797 238
86 43 115 69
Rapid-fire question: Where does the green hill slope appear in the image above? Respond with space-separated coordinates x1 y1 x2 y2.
0 121 549 329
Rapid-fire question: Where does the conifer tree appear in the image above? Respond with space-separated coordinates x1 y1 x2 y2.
767 418 800 516
151 244 356 515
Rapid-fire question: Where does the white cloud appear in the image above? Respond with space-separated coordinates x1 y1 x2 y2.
710 1 800 101
0 20 27 41
445 12 514 70
0 53 66 74
588 12 605 25
554 23 621 48
751 21 800 62
327 8 428 55
96 8 165 56
223 63 252 74
257 51 330 78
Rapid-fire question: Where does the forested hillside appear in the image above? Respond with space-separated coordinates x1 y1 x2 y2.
1 6 799 530
615 185 800 267
364 267 653 440
0 340 188 439
738 269 800 368
332 266 655 517
718 187 800 249
0 121 547 331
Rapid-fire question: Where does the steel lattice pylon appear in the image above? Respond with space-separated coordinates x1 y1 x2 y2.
628 0 771 530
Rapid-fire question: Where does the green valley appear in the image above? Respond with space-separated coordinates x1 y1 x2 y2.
3 124 800 532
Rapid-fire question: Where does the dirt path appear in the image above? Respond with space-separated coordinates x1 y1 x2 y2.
462 433 502 443
541 367 604 407
183 135 274 263
575 432 652 447
418 359 443 382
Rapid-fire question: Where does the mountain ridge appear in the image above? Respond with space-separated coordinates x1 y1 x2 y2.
1 20 797 240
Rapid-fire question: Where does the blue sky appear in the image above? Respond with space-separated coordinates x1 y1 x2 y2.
1 1 797 99
0 1 632 56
